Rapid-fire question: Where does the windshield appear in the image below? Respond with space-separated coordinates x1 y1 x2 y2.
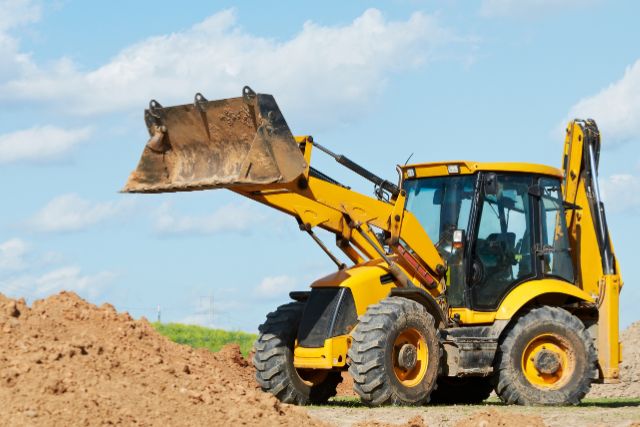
404 175 476 306
404 175 476 247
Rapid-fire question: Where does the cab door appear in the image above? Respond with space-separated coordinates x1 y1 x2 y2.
467 173 536 310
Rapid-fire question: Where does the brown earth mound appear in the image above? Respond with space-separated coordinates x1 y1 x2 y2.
589 320 640 398
0 292 325 427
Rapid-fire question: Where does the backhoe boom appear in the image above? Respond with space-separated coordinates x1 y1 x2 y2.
562 119 622 381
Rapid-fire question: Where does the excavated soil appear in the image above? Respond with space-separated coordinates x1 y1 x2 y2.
1 290 638 426
0 291 324 427
589 320 640 398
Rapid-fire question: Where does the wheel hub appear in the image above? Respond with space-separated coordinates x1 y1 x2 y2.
398 344 418 370
533 349 561 375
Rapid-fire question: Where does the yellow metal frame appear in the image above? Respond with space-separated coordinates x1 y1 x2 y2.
449 278 593 325
400 161 563 180
233 137 446 297
294 335 350 370
562 121 622 381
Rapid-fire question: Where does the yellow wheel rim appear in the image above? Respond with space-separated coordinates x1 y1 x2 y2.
521 333 575 389
392 328 428 387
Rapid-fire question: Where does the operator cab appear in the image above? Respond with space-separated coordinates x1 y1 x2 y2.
402 161 574 311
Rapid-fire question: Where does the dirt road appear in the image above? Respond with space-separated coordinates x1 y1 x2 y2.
308 399 640 427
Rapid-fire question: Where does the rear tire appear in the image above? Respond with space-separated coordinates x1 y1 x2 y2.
494 306 597 405
253 301 342 405
430 376 494 404
348 297 440 406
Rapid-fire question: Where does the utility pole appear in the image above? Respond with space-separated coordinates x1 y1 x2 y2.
198 295 214 325
157 304 161 323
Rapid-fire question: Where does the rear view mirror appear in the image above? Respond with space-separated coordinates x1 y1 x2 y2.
484 173 498 196
453 229 465 249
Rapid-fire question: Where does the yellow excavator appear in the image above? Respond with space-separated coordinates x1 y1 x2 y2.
123 87 622 406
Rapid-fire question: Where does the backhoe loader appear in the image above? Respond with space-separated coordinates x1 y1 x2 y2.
123 87 622 406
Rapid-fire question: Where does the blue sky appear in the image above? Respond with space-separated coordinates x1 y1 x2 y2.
1 0 639 332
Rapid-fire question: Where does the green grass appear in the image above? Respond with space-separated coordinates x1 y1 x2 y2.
152 322 257 356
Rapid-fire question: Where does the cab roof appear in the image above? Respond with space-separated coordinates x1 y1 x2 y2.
400 161 563 180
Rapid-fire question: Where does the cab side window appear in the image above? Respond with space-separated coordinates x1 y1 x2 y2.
540 178 574 283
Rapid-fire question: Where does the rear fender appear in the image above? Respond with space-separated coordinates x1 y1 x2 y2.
495 278 594 321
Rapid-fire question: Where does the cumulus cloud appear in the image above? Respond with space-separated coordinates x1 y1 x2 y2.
0 8 464 127
255 275 297 298
0 0 41 31
601 173 640 214
0 238 28 271
0 266 116 299
0 0 41 81
480 0 595 18
27 193 133 232
566 60 640 146
0 235 116 300
0 125 91 164
153 201 267 236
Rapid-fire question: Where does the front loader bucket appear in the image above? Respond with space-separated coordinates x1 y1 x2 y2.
123 86 307 193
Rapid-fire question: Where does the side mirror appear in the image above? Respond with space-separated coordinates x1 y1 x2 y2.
528 184 542 197
484 173 498 195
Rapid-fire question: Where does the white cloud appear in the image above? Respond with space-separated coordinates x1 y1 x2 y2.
0 238 28 271
0 0 41 31
0 9 465 126
255 275 297 298
0 0 41 81
0 234 116 300
0 266 116 299
601 173 640 214
480 0 595 18
0 125 91 164
28 193 133 232
154 201 267 236
566 59 640 146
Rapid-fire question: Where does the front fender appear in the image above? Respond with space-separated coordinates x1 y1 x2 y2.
311 263 395 316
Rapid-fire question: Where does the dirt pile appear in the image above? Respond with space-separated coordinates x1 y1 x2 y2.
589 320 640 398
0 291 325 427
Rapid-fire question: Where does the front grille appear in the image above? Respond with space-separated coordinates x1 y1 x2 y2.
297 287 357 348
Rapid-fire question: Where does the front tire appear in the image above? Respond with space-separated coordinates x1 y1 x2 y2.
253 301 342 405
348 297 440 406
494 306 598 405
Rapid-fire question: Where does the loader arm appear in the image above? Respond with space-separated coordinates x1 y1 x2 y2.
562 119 622 381
123 87 446 299
232 137 445 291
